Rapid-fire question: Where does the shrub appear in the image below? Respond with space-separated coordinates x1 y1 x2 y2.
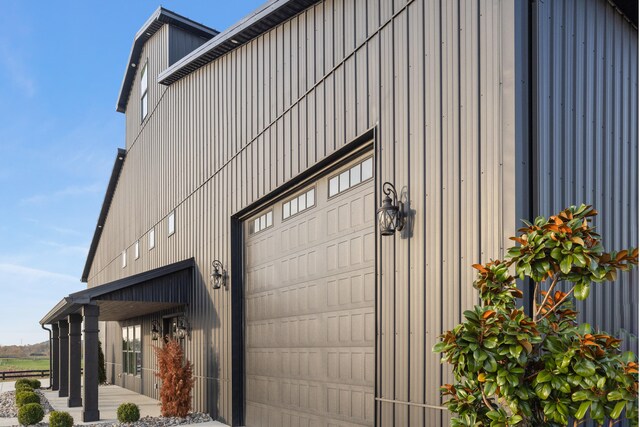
14 379 32 389
98 340 107 385
17 403 44 426
15 391 40 407
117 402 140 423
14 383 33 393
433 205 638 426
27 379 41 389
48 411 74 427
155 339 195 417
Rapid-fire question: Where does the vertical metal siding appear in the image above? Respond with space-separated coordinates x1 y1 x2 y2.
88 0 519 424
533 0 638 356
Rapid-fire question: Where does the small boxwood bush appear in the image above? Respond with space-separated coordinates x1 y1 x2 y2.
117 402 140 423
27 379 41 389
48 411 74 427
15 391 40 407
17 403 44 426
14 383 33 393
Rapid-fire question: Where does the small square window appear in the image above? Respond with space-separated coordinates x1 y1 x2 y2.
329 177 339 197
260 215 266 230
361 157 373 180
266 211 273 227
254 218 260 232
149 229 155 249
339 170 350 192
122 250 127 268
290 198 298 215
135 241 140 260
298 194 307 211
350 164 361 186
168 211 175 236
283 202 290 219
307 189 315 206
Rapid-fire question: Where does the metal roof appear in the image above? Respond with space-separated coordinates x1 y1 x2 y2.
116 7 219 113
42 258 194 325
158 0 320 86
81 148 126 282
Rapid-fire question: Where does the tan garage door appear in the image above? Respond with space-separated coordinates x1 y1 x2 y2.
245 153 376 427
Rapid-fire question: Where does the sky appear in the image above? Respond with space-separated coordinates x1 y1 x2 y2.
0 1 265 345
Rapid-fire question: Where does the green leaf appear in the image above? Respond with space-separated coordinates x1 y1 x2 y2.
509 415 523 425
551 247 563 260
607 390 623 401
536 383 551 400
610 401 626 419
575 401 590 419
574 282 590 300
536 370 553 383
432 341 448 353
484 381 497 396
574 359 596 377
560 255 573 274
572 390 591 402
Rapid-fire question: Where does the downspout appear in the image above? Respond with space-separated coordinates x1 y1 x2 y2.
41 324 52 389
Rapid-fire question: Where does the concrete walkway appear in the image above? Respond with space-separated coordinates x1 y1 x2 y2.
0 380 228 426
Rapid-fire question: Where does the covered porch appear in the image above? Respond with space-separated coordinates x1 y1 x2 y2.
39 259 193 422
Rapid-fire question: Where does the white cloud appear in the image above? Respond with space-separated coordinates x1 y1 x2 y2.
0 263 77 284
20 182 103 205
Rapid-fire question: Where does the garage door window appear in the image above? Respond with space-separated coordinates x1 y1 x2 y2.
282 187 316 220
250 210 273 235
328 156 373 198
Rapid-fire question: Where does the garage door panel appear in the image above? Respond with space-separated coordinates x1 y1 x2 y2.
245 154 374 427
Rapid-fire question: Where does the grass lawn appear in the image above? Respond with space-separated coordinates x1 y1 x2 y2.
0 357 49 372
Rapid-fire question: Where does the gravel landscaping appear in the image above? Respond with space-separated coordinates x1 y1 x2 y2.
83 412 214 426
0 390 54 417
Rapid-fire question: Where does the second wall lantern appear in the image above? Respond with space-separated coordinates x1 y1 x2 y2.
377 182 405 236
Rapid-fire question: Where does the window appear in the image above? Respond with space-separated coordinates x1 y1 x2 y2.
282 188 316 220
328 157 373 198
149 228 155 250
122 325 141 376
250 210 273 235
121 250 127 268
140 63 148 121
168 211 175 236
134 240 140 260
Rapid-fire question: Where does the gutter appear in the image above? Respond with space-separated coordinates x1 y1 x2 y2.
40 324 52 389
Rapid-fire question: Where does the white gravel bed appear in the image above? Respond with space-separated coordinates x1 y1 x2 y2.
83 412 213 426
0 389 53 417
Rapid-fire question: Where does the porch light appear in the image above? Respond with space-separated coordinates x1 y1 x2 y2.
175 317 190 340
151 320 161 341
210 260 227 290
377 182 405 236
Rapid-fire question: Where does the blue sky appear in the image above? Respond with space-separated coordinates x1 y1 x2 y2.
0 1 265 345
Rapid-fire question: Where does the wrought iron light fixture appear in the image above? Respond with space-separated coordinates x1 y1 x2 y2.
210 260 227 290
377 182 405 236
174 317 190 340
151 319 162 341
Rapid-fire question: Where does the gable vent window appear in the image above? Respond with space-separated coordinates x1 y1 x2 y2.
250 210 273 235
149 228 155 250
122 250 127 268
328 157 373 198
168 211 176 236
141 62 148 121
283 187 315 220
134 240 140 260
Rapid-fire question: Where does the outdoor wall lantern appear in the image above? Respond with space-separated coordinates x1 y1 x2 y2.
151 319 162 341
210 260 227 290
377 182 405 236
175 317 190 340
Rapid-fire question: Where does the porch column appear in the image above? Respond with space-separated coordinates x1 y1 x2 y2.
51 324 59 391
58 320 69 398
67 314 82 407
82 304 100 422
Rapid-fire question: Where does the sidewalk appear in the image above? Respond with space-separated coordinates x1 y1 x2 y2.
0 380 228 426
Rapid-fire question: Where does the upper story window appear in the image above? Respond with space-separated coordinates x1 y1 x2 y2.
140 62 148 121
168 211 176 236
134 240 140 260
149 228 155 250
122 250 127 268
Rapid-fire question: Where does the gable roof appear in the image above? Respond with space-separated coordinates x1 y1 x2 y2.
116 7 219 113
158 0 320 86
81 148 126 282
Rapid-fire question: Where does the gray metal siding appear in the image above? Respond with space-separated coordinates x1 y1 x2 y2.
533 0 639 352
168 25 209 66
90 0 518 423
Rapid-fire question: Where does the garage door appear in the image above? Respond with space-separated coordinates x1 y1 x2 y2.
244 153 376 427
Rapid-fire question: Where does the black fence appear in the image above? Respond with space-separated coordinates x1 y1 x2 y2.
0 370 50 381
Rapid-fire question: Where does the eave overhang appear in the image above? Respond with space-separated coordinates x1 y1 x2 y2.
116 7 218 113
42 258 195 325
158 0 321 86
81 148 126 283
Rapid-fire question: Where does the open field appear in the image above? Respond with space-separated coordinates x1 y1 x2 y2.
0 357 49 371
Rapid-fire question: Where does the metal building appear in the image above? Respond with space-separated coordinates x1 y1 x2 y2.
40 0 637 425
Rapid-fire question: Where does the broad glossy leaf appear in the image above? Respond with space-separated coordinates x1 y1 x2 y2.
536 370 553 383
574 282 590 300
560 255 573 274
575 401 590 419
610 401 626 419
